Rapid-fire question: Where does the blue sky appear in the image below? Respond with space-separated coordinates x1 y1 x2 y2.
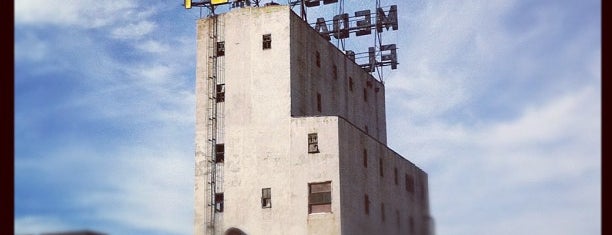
15 0 600 234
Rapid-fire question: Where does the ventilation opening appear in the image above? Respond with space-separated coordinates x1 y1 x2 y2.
216 41 225 57
216 84 225 103
262 188 271 208
215 144 224 163
215 193 224 212
262 34 271 49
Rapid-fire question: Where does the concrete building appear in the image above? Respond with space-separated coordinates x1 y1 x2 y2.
194 5 433 235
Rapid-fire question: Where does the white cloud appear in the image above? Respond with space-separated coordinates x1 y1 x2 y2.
136 40 170 53
384 1 600 234
15 2 195 234
15 0 139 28
15 125 194 235
15 216 72 234
111 21 157 40
14 32 48 62
389 84 600 235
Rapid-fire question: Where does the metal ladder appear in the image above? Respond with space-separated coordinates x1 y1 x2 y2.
205 14 223 235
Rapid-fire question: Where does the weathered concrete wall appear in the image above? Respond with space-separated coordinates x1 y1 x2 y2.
289 11 387 144
337 118 432 235
289 117 342 235
197 6 343 235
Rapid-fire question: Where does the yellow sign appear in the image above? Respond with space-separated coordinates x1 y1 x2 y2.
185 0 191 9
212 0 229 5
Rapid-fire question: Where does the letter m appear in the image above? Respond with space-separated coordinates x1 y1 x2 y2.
376 5 398 32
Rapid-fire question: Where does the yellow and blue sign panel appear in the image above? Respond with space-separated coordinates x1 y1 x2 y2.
185 0 229 9
212 0 230 4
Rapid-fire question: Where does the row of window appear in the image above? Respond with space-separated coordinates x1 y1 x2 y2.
213 185 415 232
213 35 270 103
212 181 332 214
363 148 418 194
214 36 374 108
365 194 416 232
315 50 376 100
309 133 420 195
214 34 272 58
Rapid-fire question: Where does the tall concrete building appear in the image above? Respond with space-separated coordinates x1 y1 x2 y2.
194 5 433 235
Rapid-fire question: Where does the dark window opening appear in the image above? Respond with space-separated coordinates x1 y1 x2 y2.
332 65 337 80
406 174 414 193
363 149 368 168
349 77 354 91
262 188 271 208
394 168 398 185
317 93 322 112
316 51 321 67
381 203 385 222
215 193 224 212
379 158 383 177
309 182 332 213
364 194 370 215
363 88 368 102
263 34 272 49
216 41 225 57
215 144 224 163
216 84 225 103
308 133 319 153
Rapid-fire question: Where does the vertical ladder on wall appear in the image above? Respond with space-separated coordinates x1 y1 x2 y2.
205 14 219 235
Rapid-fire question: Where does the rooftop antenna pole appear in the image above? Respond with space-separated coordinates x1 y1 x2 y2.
375 0 384 83
301 0 307 20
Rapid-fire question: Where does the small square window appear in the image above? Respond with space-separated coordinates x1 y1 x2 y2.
308 133 319 153
216 84 225 103
215 193 224 212
216 41 225 57
394 168 398 185
263 34 272 49
309 181 332 213
262 188 271 208
215 144 224 163
406 174 414 193
332 65 337 80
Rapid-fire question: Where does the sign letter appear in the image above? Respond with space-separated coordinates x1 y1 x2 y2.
333 13 349 39
355 10 371 36
380 44 398 69
376 5 398 32
314 18 331 40
345 50 355 62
